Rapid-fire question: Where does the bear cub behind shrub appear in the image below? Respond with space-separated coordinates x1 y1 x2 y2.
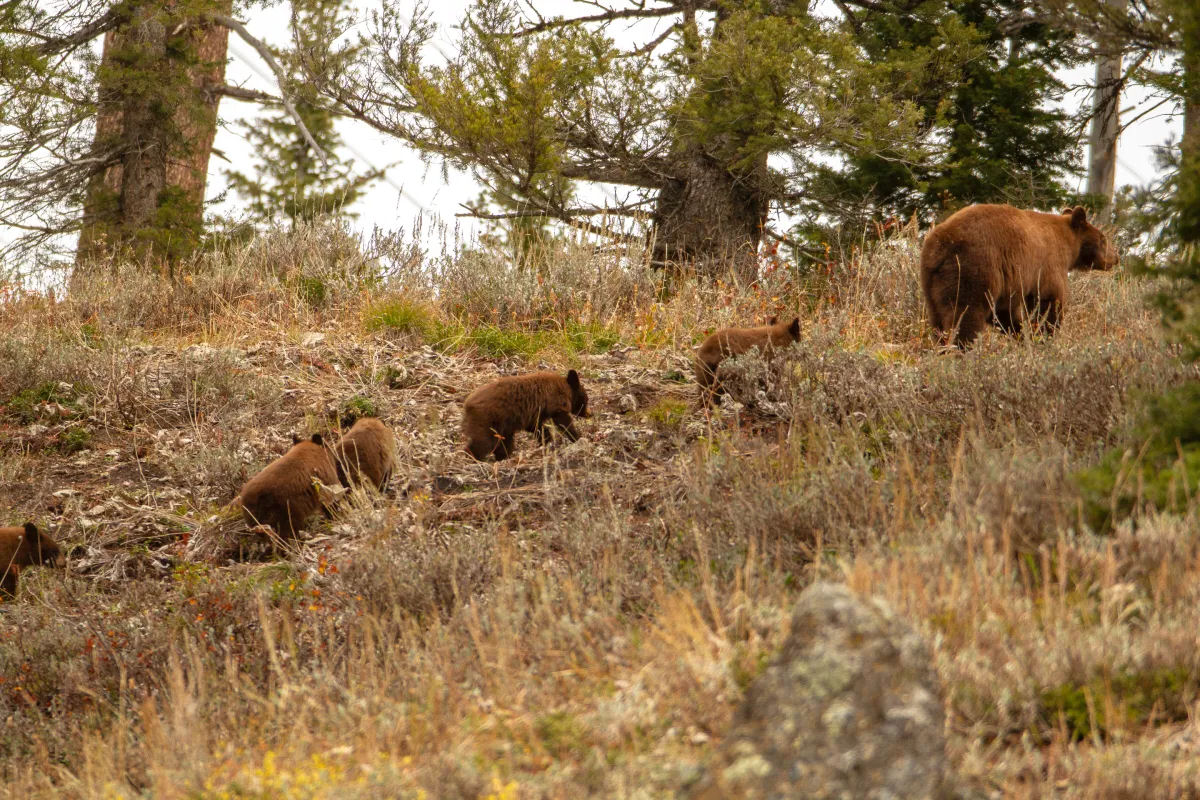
462 370 590 461
694 316 801 405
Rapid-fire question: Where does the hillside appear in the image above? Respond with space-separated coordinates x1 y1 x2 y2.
1 222 1198 798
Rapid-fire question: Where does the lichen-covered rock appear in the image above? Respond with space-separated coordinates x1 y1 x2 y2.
687 582 948 800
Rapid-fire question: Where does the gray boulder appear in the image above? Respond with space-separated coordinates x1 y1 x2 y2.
687 582 948 800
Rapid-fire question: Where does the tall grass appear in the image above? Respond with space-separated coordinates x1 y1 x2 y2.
0 219 1197 798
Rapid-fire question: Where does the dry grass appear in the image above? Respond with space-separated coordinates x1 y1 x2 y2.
1 219 1198 799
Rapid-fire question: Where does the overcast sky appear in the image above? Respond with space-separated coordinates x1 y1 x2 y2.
4 1 1187 265
209 1 1183 252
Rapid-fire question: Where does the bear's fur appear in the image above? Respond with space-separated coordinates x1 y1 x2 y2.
694 316 801 405
920 204 1117 347
235 433 339 538
0 522 62 598
462 370 590 461
331 417 396 491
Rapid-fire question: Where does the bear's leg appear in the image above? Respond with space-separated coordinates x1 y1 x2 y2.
992 298 1026 336
695 361 720 407
952 306 989 348
0 568 18 599
493 433 516 461
466 436 494 461
1038 293 1063 335
550 412 580 442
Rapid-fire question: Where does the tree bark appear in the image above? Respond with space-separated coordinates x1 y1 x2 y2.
76 0 231 269
1087 0 1125 226
650 149 769 281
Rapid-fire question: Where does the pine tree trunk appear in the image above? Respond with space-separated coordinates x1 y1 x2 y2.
1087 0 1124 226
651 148 769 281
76 0 231 270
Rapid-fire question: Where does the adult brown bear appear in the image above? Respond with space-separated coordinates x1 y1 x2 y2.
694 316 801 405
462 370 590 461
920 204 1116 347
331 417 396 491
235 434 339 538
0 522 62 598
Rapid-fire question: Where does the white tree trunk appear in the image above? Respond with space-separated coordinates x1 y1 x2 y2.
1086 0 1125 225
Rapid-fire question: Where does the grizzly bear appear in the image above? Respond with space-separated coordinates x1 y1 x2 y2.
462 370 590 461
694 316 801 405
920 204 1117 348
331 417 396 491
0 522 62 598
235 433 339 538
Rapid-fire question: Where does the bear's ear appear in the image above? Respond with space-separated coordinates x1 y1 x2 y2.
23 522 37 538
788 317 801 338
566 369 581 388
768 316 778 325
310 433 325 446
291 432 303 445
1070 206 1088 230
1060 207 1073 216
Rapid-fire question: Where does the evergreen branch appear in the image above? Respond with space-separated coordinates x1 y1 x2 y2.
210 14 330 168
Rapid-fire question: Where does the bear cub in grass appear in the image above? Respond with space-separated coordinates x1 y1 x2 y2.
462 370 590 461
0 522 62 598
332 417 396 491
921 204 1117 348
236 433 339 538
694 316 801 405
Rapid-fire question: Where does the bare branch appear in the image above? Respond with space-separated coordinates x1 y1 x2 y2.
510 3 684 36
35 7 125 55
214 84 282 104
457 204 648 219
209 14 330 167
620 23 679 58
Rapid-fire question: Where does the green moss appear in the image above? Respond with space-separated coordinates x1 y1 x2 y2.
1038 665 1196 741
364 298 436 336
535 711 588 758
1075 383 1200 532
645 399 689 429
563 320 620 354
340 395 378 424
293 276 328 307
3 381 84 424
57 426 91 454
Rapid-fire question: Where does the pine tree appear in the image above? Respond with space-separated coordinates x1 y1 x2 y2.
0 1 331 270
794 0 1084 249
222 0 379 229
304 0 978 278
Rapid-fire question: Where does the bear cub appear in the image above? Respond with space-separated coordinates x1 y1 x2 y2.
332 417 396 491
694 316 801 405
236 433 339 538
462 370 590 461
0 522 63 598
920 204 1117 348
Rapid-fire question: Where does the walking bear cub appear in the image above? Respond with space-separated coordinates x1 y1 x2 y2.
921 204 1117 348
236 433 339 538
462 370 590 461
0 522 62 598
694 316 801 405
332 417 396 491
